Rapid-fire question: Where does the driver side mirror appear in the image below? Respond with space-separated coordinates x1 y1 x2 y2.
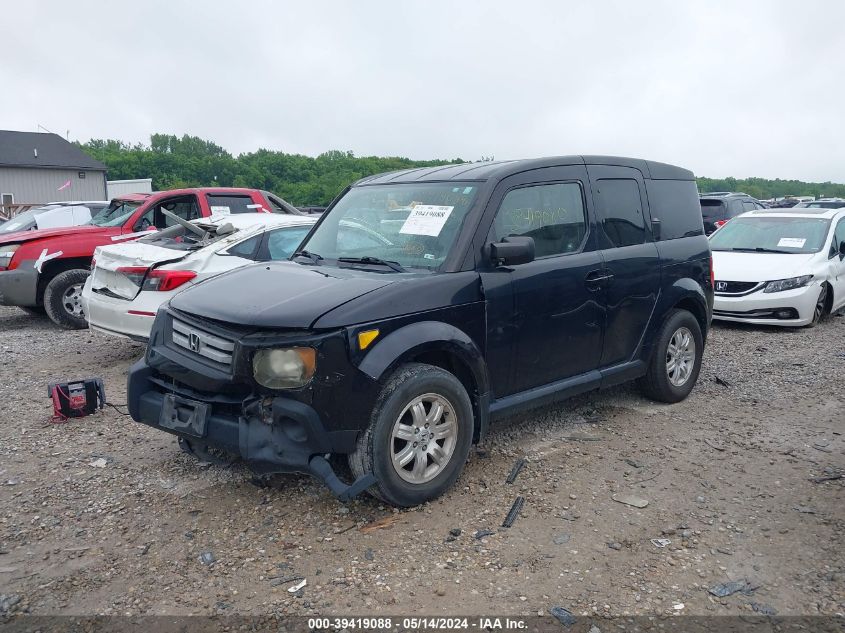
490 236 535 266
839 240 845 260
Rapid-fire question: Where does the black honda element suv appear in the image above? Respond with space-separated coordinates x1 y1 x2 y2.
128 156 713 507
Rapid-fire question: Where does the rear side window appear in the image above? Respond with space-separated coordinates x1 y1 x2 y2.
594 179 647 247
266 226 312 260
491 182 587 258
645 180 704 240
207 194 261 215
227 234 261 259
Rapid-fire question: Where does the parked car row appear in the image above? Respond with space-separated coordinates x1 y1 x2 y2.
0 188 317 328
4 159 841 508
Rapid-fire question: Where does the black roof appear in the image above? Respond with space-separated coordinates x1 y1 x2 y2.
355 155 694 186
0 130 106 170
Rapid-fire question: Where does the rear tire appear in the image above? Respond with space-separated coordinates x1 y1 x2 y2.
43 269 90 330
638 309 703 403
349 363 473 507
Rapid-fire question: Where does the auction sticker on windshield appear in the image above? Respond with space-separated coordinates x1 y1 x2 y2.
399 205 454 237
778 237 807 248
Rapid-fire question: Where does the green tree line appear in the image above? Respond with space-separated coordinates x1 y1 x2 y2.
80 134 464 207
79 134 845 205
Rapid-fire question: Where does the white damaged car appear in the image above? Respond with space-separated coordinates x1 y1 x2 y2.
710 207 845 327
82 213 317 341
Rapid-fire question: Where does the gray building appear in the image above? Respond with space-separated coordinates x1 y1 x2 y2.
0 130 107 211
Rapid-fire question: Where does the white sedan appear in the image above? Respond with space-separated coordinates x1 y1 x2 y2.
710 207 845 327
82 213 317 341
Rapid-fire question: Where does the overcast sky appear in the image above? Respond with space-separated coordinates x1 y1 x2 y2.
2 0 843 182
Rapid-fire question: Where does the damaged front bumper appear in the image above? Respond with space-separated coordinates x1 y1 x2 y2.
126 308 381 500
128 356 376 500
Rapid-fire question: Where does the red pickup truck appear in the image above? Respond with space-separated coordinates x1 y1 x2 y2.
0 187 308 328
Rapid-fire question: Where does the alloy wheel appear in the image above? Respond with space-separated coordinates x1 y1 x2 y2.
62 283 85 319
390 393 458 484
666 326 696 387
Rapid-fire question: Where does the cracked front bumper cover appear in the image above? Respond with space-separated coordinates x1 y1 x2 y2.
127 357 375 501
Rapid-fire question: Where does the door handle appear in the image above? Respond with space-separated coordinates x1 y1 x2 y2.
585 269 614 290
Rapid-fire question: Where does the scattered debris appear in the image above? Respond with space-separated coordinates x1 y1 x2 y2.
562 432 602 441
359 515 400 533
449 528 462 537
607 542 622 550
650 538 671 548
502 496 524 528
553 533 570 545
287 578 306 593
137 543 151 556
612 494 649 509
560 511 580 522
549 606 577 627
810 473 844 483
704 438 727 452
506 458 527 484
88 458 109 468
714 376 731 387
623 458 642 469
673 603 685 610
474 529 495 539
364 548 374 561
435 587 446 597
793 506 817 514
199 551 215 566
750 602 777 616
0 594 21 614
588 625 602 633
269 575 303 587
708 579 750 598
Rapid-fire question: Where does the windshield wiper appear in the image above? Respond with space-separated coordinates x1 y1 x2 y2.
292 250 324 264
337 256 406 272
731 247 793 254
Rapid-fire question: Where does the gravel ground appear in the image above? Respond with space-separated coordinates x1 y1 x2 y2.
0 305 843 619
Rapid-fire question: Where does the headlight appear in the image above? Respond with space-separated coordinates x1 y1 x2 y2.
0 244 19 269
252 347 316 389
763 274 813 293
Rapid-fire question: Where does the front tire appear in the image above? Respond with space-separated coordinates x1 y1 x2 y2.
806 283 829 328
638 309 703 403
349 363 473 507
43 269 90 329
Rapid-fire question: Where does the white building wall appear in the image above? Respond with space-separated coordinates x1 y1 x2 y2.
107 178 153 198
0 166 108 204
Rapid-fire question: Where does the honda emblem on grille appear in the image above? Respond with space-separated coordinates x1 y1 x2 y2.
716 282 727 292
189 332 201 352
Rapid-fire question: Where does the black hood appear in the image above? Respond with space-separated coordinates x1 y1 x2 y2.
169 261 395 328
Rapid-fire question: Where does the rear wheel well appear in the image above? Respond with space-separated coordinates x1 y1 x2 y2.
405 349 481 439
36 257 91 303
673 297 707 340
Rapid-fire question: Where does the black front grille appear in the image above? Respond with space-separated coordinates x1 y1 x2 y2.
714 280 762 295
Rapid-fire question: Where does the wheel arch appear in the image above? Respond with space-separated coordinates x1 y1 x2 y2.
357 321 490 442
36 256 91 302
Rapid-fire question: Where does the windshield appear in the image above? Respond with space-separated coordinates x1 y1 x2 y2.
298 183 479 270
709 216 831 254
89 200 143 227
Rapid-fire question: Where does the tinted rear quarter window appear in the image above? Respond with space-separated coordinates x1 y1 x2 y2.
647 180 704 240
207 194 260 215
594 179 647 247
